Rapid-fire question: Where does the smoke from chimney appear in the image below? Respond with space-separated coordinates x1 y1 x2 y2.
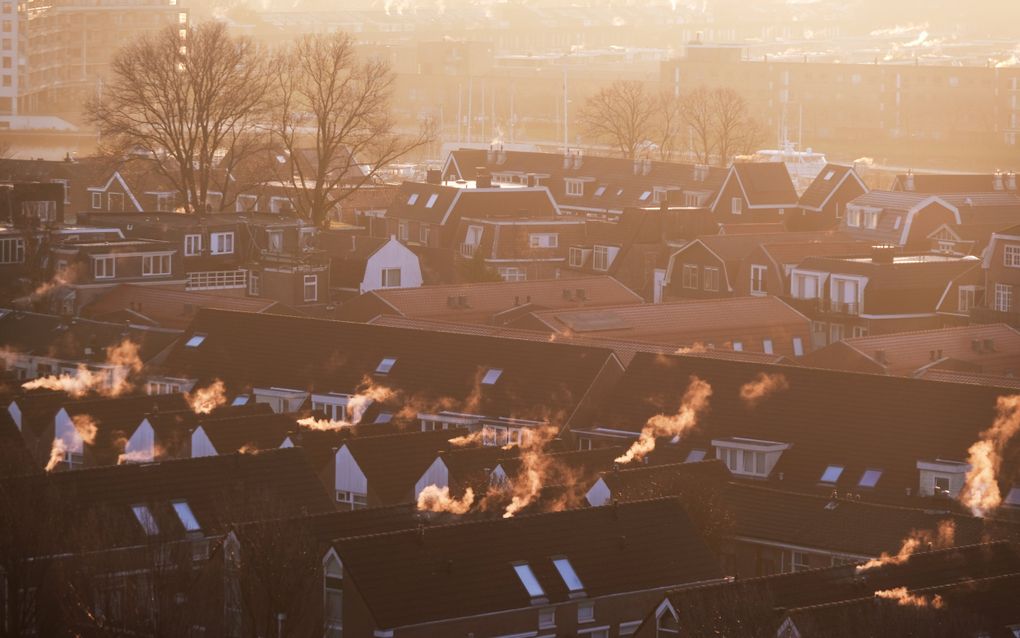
855 520 955 573
187 380 227 414
614 376 712 464
739 372 789 409
960 394 1020 517
416 485 475 514
873 587 945 609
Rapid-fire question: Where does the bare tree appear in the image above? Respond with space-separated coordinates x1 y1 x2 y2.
271 32 432 227
655 91 687 162
679 87 765 167
578 80 658 159
680 86 717 165
87 22 271 214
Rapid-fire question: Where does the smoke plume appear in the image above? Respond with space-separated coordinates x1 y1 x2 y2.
297 381 395 430
873 587 945 609
614 376 712 464
21 338 143 398
187 380 227 414
500 425 562 518
44 437 67 471
960 395 1020 517
739 372 789 408
417 485 474 514
448 430 484 447
855 520 955 573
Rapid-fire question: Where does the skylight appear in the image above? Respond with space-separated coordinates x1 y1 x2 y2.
552 557 585 593
407 193 419 205
685 449 707 463
375 412 393 424
858 469 883 488
231 395 249 406
594 186 606 197
132 504 160 536
375 357 397 375
823 170 835 181
639 191 651 201
425 193 439 208
481 368 503 385
820 465 844 483
185 334 206 348
172 500 201 532
513 562 545 598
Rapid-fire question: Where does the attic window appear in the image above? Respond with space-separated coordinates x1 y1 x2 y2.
481 368 503 385
425 193 439 208
823 170 835 181
375 357 397 375
513 562 546 599
594 186 606 197
172 500 201 532
231 395 250 406
375 412 393 424
407 193 419 205
185 334 206 348
132 504 160 536
820 465 844 484
685 449 706 463
639 191 651 201
552 557 585 594
858 469 883 489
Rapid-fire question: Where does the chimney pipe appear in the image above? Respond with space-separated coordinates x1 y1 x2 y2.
1007 171 1017 191
426 169 441 185
994 170 1004 191
904 170 915 191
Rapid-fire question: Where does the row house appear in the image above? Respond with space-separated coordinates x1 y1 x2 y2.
892 170 1019 194
320 232 423 298
157 308 625 443
579 352 1020 511
785 249 980 345
709 162 800 224
443 147 728 220
837 191 961 249
973 224 1020 329
453 214 586 282
334 498 723 637
791 163 869 231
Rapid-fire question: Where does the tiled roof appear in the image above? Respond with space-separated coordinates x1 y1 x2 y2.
81 285 291 330
0 310 180 362
918 369 1020 390
162 309 618 425
386 181 558 225
593 353 1018 505
732 163 799 207
334 497 723 629
60 393 191 465
848 191 940 212
802 324 1020 377
340 275 644 324
892 172 1018 193
196 407 295 454
529 297 811 356
761 240 873 267
799 164 859 210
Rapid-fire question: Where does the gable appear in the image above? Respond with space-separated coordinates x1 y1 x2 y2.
335 445 368 494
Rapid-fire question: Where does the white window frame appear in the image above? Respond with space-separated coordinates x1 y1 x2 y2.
184 234 202 257
235 194 258 213
529 233 559 248
381 267 401 288
845 206 861 227
0 237 25 264
398 222 409 242
864 210 879 229
995 283 1014 313
577 601 595 623
498 267 526 282
568 247 584 267
703 266 720 292
211 232 235 255
958 286 976 313
565 179 584 197
248 271 261 296
142 254 171 277
592 246 609 271
730 197 742 215
750 264 767 295
91 192 102 209
682 264 699 289
94 255 116 279
303 274 318 302
1005 245 1020 268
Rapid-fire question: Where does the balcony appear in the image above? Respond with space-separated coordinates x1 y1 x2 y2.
828 300 860 316
781 297 860 317
459 243 479 259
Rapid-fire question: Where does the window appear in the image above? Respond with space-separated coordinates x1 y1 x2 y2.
91 192 102 209
498 267 526 282
529 233 559 248
539 607 556 629
172 501 201 532
846 206 861 227
481 368 503 385
569 247 584 267
577 601 595 623
732 341 743 351
335 490 367 509
236 194 258 212
420 224 430 244
407 193 419 205
513 563 545 598
750 265 767 295
653 188 669 203
565 179 583 197
142 254 171 276
830 323 845 343
593 185 606 197
248 271 261 296
792 337 804 357
731 197 742 215
1005 245 1020 267
933 476 951 497
852 326 869 338
858 468 883 488
791 551 810 573
184 234 202 256
94 256 115 279
639 190 651 201
186 334 206 348
593 246 609 271
703 266 720 292
398 222 409 242
0 237 24 264
682 264 699 289
132 505 160 536
864 210 879 229
376 357 397 375
268 230 283 252
995 283 1014 313
554 557 585 594
425 193 438 208
381 267 402 288
324 554 344 637
303 275 318 302
762 339 774 354
820 465 843 483
685 449 706 463
956 284 975 311
211 232 234 255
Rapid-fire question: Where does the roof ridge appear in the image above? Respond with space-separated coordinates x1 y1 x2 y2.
843 322 1020 343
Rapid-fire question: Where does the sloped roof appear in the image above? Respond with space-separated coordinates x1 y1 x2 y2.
594 353 1018 505
387 181 558 225
335 497 723 629
892 172 1017 193
0 310 180 362
162 309 618 425
732 162 799 207
799 164 861 210
196 408 295 454
81 285 292 330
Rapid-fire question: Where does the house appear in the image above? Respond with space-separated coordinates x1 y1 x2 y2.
786 248 981 345
927 221 1008 257
636 542 1020 638
735 239 873 300
452 212 587 282
791 164 869 231
320 233 423 296
333 498 724 637
0 157 110 221
837 191 960 248
158 308 624 435
892 170 1019 194
973 225 1020 328
798 324 1020 379
577 352 1020 510
517 297 813 358
335 275 644 325
443 147 728 220
709 163 800 224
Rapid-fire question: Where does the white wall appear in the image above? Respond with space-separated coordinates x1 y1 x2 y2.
414 457 450 500
191 426 218 457
360 238 424 294
585 478 612 507
124 419 155 462
54 408 83 454
335 445 368 496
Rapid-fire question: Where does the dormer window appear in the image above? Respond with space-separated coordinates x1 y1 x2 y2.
858 468 883 489
132 504 160 536
376 357 397 375
407 193 419 205
713 437 790 478
916 459 970 498
819 465 844 484
565 179 583 197
512 562 546 600
172 500 201 532
552 557 585 597
481 368 503 385
185 334 206 348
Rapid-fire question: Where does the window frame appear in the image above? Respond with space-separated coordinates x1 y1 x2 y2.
210 232 235 255
750 264 767 295
94 255 116 279
381 267 401 288
303 274 318 302
142 254 171 277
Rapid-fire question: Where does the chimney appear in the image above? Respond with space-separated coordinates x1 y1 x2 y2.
871 245 896 264
643 158 652 176
475 168 492 189
486 145 495 164
633 158 640 175
563 150 571 170
1007 171 1017 191
994 170 1004 191
573 150 583 170
497 145 507 165
904 170 915 191
526 173 536 188
426 169 442 185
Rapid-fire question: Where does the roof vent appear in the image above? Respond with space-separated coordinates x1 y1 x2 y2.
1007 171 1017 191
575 288 587 302
447 296 458 309
993 170 1004 191
971 339 982 353
983 338 995 352
904 170 915 191
562 289 573 300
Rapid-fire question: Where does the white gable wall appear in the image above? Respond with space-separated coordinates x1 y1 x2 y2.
360 238 424 294
335 445 368 495
124 418 155 462
54 408 84 454
414 457 450 500
191 426 218 457
585 477 612 507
